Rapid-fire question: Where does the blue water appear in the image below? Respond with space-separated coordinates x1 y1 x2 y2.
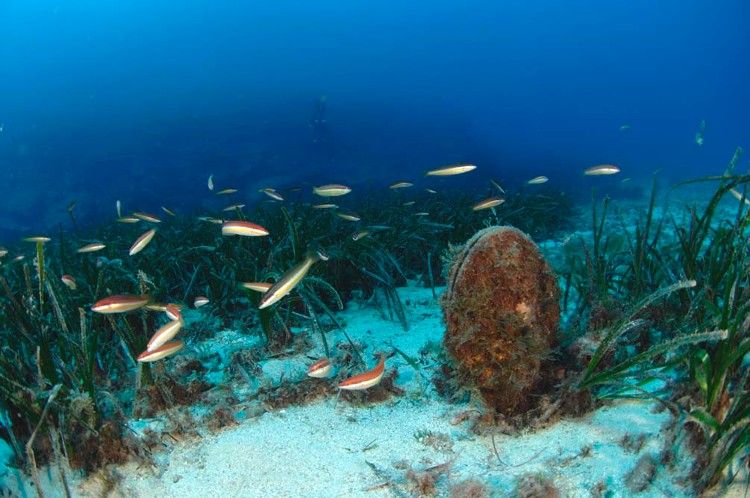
1 1 748 237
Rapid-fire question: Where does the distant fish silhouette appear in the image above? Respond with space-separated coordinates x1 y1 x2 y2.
133 212 161 223
695 119 706 146
584 165 621 176
216 188 238 195
260 188 284 201
472 197 504 211
313 184 351 197
77 242 106 253
241 282 272 293
527 176 548 185
389 181 413 189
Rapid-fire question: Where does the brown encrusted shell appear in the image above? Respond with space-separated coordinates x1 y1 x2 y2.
441 226 560 415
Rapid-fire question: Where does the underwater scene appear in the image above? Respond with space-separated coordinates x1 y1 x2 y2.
1 1 750 497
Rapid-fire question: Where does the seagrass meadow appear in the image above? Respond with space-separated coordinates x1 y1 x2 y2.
0 149 748 496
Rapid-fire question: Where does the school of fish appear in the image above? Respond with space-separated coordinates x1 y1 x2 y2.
2 162 629 392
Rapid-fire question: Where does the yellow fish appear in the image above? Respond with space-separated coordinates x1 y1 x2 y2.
472 197 505 211
425 163 476 176
258 251 328 309
313 184 351 197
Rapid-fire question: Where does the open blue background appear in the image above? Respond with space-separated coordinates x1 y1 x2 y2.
1 1 748 235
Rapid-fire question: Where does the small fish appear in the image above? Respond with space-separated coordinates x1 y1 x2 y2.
490 179 505 194
527 176 549 185
472 197 505 211
352 230 370 241
389 181 413 189
425 163 476 176
313 184 351 197
414 212 429 217
425 188 438 194
117 216 140 224
366 225 391 231
221 220 269 237
133 212 161 223
312 203 338 209
336 211 361 222
77 242 106 253
145 303 168 312
241 282 272 293
0 247 7 257
258 251 327 309
584 164 621 176
208 174 214 190
67 200 77 213
619 124 631 131
116 200 122 218
165 303 182 321
307 358 332 378
403 201 416 206
129 228 156 256
91 294 149 314
161 206 176 216
216 188 238 195
146 319 183 352
260 188 284 201
222 204 246 212
730 188 750 206
61 274 77 290
621 178 632 183
193 296 210 308
338 355 385 390
137 340 184 362
13 255 24 262
199 216 225 224
23 236 51 243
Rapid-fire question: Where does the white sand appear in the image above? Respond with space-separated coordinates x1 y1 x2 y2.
90 397 683 498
